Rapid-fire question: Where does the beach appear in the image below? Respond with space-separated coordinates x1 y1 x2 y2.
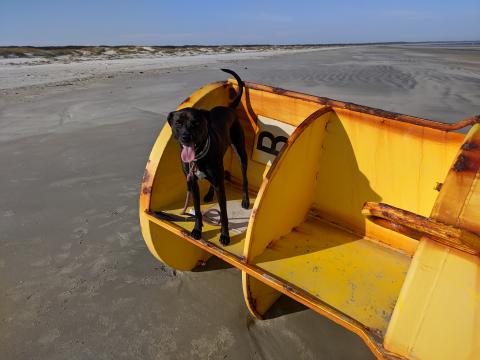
1 45 479 359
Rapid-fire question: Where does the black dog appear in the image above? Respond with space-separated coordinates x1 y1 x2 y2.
167 69 249 245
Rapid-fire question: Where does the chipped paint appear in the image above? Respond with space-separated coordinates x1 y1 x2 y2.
363 202 480 255
142 169 151 183
461 141 477 151
453 154 468 172
243 81 478 132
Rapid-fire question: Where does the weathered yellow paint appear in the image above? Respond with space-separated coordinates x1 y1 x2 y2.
432 124 480 232
384 125 480 359
241 108 331 322
384 240 480 360
252 215 411 335
139 78 479 359
313 109 463 254
242 273 282 318
244 108 332 262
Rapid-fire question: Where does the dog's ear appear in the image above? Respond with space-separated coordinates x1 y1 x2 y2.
167 112 174 127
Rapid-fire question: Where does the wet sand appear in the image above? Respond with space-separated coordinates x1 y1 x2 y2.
1 45 479 359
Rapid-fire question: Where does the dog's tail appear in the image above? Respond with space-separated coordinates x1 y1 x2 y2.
221 68 244 108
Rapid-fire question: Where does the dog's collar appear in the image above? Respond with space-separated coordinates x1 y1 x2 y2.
186 136 210 182
194 136 210 161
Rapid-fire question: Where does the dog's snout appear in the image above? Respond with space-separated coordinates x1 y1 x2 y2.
180 134 191 143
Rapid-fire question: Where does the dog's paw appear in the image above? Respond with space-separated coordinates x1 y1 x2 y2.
241 196 250 209
191 228 202 240
219 233 230 246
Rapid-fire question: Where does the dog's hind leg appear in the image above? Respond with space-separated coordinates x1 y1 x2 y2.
230 121 250 209
203 184 215 202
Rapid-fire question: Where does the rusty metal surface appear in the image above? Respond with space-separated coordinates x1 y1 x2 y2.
431 125 480 235
453 138 480 174
243 81 478 132
363 202 480 255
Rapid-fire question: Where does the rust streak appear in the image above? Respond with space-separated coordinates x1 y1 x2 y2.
269 86 289 96
462 141 477 151
363 202 480 255
243 81 478 132
180 96 191 105
368 217 423 241
142 169 151 183
453 155 468 172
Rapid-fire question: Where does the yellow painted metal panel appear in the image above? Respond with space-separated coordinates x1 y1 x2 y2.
232 82 321 127
384 124 480 359
147 221 210 271
462 184 480 231
252 216 411 335
384 240 480 359
242 273 282 318
313 109 463 254
432 124 480 233
224 84 323 191
244 110 331 261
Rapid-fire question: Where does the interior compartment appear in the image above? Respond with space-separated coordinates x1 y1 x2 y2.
244 105 464 333
252 215 411 335
155 185 255 256
148 82 322 256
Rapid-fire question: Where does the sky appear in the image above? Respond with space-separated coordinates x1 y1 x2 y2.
1 0 479 46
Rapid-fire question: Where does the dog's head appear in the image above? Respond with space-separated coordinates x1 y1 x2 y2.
167 108 209 162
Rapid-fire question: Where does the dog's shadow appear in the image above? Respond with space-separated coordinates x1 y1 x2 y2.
201 215 250 246
199 184 253 246
192 256 233 271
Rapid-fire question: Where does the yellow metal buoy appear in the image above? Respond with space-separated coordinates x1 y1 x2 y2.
139 77 480 359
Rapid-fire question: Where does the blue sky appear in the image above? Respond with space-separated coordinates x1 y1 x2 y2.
1 0 479 45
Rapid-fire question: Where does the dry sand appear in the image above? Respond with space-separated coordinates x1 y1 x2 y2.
0 47 332 90
1 45 479 360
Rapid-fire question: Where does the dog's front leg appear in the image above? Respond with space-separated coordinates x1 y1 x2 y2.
214 181 230 246
188 178 202 240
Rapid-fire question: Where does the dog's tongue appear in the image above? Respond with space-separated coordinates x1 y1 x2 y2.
181 145 196 163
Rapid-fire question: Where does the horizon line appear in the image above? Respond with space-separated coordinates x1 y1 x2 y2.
1 40 479 48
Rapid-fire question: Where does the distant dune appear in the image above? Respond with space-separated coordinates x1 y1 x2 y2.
0 44 338 60
2 42 479 58
0 45 345 89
